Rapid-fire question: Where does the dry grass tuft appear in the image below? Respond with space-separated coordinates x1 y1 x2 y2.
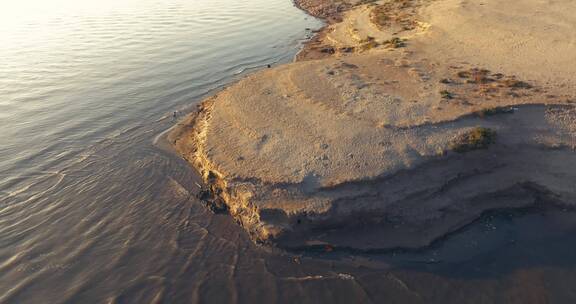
382 37 406 48
440 90 454 99
358 36 380 51
476 107 514 118
450 127 496 153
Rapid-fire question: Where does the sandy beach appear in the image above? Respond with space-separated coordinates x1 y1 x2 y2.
170 0 576 251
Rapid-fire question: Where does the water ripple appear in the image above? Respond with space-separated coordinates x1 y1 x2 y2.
0 0 325 302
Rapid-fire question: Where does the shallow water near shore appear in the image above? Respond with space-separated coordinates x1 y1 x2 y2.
2 0 576 302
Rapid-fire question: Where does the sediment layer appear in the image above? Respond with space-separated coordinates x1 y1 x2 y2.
171 0 576 250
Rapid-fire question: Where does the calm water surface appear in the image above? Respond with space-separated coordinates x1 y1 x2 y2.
2 0 576 303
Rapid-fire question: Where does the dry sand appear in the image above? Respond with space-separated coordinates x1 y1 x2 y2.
170 0 576 250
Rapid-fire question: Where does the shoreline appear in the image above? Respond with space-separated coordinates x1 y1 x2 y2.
170 0 576 251
291 0 347 61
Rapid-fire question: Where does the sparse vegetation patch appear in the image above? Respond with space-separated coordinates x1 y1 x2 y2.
370 0 419 31
446 67 537 102
455 68 534 90
450 127 497 153
382 37 406 48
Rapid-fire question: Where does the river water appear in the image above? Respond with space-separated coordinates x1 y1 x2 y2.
2 0 576 303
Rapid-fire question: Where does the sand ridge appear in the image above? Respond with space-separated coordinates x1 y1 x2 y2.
171 0 576 249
